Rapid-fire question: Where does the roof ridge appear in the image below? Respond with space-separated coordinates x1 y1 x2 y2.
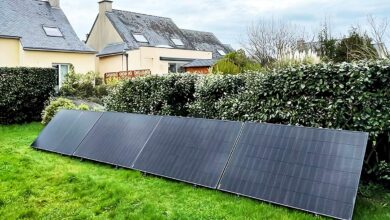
112 9 171 20
181 28 214 35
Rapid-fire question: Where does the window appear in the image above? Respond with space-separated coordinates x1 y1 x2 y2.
217 49 226 56
171 38 184 46
52 64 70 88
133 34 148 43
43 26 63 37
168 63 185 73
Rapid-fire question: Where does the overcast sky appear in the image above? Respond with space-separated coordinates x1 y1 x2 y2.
61 0 390 48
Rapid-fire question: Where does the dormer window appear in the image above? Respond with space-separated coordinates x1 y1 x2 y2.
43 26 63 37
171 38 184 46
217 49 226 56
133 34 148 43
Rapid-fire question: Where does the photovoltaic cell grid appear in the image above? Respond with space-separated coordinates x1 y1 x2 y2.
31 110 368 219
74 112 161 168
32 110 103 155
133 116 243 188
218 122 368 220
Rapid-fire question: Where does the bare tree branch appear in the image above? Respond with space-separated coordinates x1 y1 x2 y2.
241 18 303 65
367 15 389 57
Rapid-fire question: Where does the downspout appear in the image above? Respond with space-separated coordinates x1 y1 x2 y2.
125 53 129 72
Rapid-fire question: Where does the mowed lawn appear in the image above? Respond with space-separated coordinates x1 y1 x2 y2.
0 124 389 220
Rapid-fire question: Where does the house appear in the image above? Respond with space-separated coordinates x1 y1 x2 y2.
86 0 231 76
0 0 96 87
183 59 218 74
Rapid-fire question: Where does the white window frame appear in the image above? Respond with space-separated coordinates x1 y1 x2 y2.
171 38 184 46
168 62 187 73
43 26 63 37
52 63 70 89
133 34 148 43
217 49 226 56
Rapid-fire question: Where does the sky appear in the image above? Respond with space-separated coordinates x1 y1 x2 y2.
61 0 390 49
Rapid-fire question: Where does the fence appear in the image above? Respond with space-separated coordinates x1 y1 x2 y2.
104 69 151 83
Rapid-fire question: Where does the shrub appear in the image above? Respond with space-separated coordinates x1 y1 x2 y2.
0 67 56 124
41 98 90 125
367 161 390 187
105 60 390 184
105 74 199 116
212 60 240 74
60 71 110 100
60 71 98 98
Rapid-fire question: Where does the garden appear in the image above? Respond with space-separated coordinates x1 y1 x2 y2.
0 60 389 219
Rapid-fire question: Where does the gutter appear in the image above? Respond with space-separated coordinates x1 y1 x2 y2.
23 47 97 54
160 57 195 62
0 35 21 39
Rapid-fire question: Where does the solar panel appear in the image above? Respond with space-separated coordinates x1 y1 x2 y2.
73 112 161 168
32 110 103 155
218 123 368 220
133 116 243 188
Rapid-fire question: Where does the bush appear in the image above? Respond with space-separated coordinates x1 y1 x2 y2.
60 71 96 98
212 60 240 74
105 74 199 116
105 60 390 184
0 67 56 124
41 98 90 125
60 71 110 100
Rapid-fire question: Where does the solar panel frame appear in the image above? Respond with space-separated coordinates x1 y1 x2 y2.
217 122 368 220
133 116 244 189
73 112 162 168
31 110 103 155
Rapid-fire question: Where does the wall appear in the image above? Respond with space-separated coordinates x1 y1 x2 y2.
86 15 124 52
20 50 95 73
97 54 126 76
0 38 20 67
97 47 212 75
139 47 212 75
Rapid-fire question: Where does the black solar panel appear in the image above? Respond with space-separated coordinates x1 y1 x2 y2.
74 112 161 168
31 110 103 155
218 123 368 220
133 117 243 188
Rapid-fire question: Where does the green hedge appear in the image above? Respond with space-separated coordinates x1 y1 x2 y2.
105 74 198 116
0 67 56 124
105 60 390 183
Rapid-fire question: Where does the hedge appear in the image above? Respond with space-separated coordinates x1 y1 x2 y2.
105 60 390 184
0 67 57 124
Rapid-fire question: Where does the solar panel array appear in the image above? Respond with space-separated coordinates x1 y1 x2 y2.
32 110 368 220
133 117 242 188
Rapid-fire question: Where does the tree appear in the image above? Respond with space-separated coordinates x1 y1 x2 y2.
367 15 389 58
317 21 338 61
242 18 302 65
334 28 378 62
212 49 262 74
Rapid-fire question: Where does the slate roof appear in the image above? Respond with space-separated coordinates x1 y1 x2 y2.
0 0 95 53
106 10 195 50
104 9 232 57
183 59 217 68
181 29 232 59
97 42 129 57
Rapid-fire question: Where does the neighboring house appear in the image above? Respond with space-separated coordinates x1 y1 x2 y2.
86 0 231 76
183 59 218 74
0 0 96 87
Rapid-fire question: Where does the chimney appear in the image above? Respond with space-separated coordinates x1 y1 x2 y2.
99 0 113 14
48 0 60 8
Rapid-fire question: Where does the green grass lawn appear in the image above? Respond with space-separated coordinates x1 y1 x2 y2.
0 123 389 220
